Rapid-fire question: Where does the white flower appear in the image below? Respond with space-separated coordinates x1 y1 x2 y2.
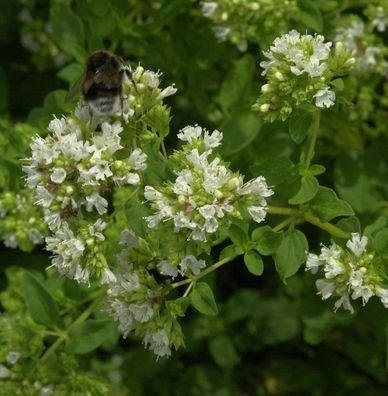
94 122 123 154
239 176 273 200
202 162 230 193
48 117 66 136
100 268 117 285
50 168 67 184
173 170 193 195
157 260 179 278
159 85 177 99
0 364 11 379
74 265 91 283
346 233 368 257
319 244 341 261
177 125 202 143
119 228 139 250
44 211 62 231
143 329 171 358
28 228 44 244
6 351 21 365
372 9 388 32
351 285 373 306
128 148 147 171
144 186 163 201
108 300 134 337
213 26 230 42
88 219 106 241
3 233 18 249
128 303 153 323
200 2 218 18
248 205 267 223
316 279 336 300
314 87 335 108
305 253 321 274
35 186 54 208
85 192 108 215
144 70 161 88
22 165 42 188
323 258 344 279
179 255 206 275
204 129 223 149
334 294 354 314
375 287 388 308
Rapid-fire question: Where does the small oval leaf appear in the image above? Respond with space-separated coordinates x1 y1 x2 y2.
244 251 264 276
191 282 218 316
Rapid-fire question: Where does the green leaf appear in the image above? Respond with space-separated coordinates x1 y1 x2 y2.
297 0 323 32
219 109 262 156
191 282 218 316
371 229 388 256
219 55 255 114
364 217 387 238
331 78 344 91
274 229 308 282
22 272 60 328
288 112 313 144
125 200 149 238
250 157 297 185
66 320 117 354
244 251 264 276
308 164 326 176
336 216 361 234
219 244 244 260
50 4 86 62
228 224 249 250
288 175 319 205
209 335 240 368
308 186 354 222
251 226 283 255
57 62 84 85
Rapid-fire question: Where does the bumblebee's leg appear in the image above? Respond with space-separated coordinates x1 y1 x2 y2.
88 106 94 131
125 69 138 94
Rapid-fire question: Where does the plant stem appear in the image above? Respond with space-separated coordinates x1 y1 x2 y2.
39 293 104 364
267 206 350 238
305 109 320 169
171 254 238 289
272 216 295 232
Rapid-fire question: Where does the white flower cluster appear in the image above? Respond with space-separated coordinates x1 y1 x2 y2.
0 192 47 252
24 114 147 231
371 6 388 32
260 30 335 108
144 125 273 242
157 255 206 278
335 20 383 72
46 219 115 284
306 233 388 313
106 266 171 358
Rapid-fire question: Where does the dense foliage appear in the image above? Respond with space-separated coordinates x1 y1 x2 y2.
0 0 388 395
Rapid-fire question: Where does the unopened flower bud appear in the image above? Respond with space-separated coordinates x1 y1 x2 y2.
214 190 223 199
335 41 344 54
260 103 271 113
274 71 284 81
261 84 273 93
344 57 356 67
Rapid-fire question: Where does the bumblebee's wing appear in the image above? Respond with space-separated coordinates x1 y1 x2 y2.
65 72 85 102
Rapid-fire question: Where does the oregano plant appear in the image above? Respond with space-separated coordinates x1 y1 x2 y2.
0 0 387 394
